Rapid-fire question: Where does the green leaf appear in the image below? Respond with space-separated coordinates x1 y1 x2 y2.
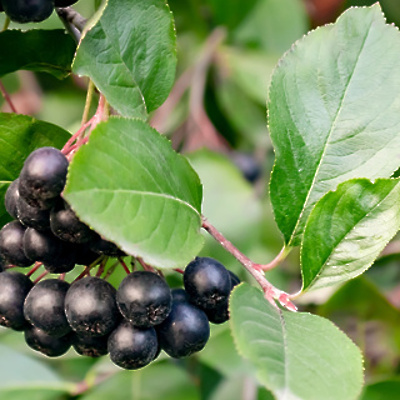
0 388 71 400
360 379 400 400
64 117 203 269
269 4 400 246
233 0 308 54
81 361 200 400
301 178 400 292
0 30 76 79
230 284 364 400
0 113 71 227
73 0 177 119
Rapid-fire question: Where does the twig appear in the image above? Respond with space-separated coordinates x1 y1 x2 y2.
56 7 87 32
201 216 297 311
0 80 17 113
26 262 43 278
34 271 49 284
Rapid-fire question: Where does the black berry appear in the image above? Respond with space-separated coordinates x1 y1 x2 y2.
108 320 158 370
156 300 210 358
72 333 109 358
89 235 125 257
19 147 68 209
65 276 120 337
23 228 63 263
5 179 20 219
184 257 231 310
50 199 97 244
2 0 54 23
0 271 33 330
25 326 72 357
0 221 33 267
54 0 78 6
117 271 172 328
171 288 190 303
24 279 71 337
17 195 51 231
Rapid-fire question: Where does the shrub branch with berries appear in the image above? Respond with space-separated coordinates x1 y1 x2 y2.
2 0 400 399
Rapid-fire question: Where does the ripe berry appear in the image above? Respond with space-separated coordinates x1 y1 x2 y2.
2 0 54 23
17 195 51 231
156 300 210 358
0 271 33 330
108 320 158 370
19 147 68 209
117 271 172 328
65 276 120 337
50 199 97 244
0 221 33 267
184 257 231 310
25 326 72 357
72 333 109 358
24 279 71 337
171 288 190 303
54 0 79 6
23 228 63 263
5 179 20 219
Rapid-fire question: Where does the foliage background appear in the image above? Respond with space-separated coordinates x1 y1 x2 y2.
1 0 400 398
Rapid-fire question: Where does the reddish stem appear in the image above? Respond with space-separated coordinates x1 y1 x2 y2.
59 273 66 281
34 271 48 284
118 257 131 275
103 261 119 280
0 80 17 113
174 268 184 275
62 118 93 154
26 262 43 278
136 257 157 273
201 217 297 311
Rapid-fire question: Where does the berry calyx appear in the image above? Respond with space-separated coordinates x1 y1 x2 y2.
65 276 120 337
16 195 51 231
24 279 71 337
117 271 172 328
72 333 109 358
108 320 158 370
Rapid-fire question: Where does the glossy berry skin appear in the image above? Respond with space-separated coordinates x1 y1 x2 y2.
0 221 32 267
156 300 210 358
0 271 33 330
24 279 71 337
23 228 63 263
65 276 120 337
108 320 158 370
54 0 78 6
2 0 53 23
184 257 231 310
171 288 190 303
19 147 68 209
17 195 50 231
50 199 96 244
25 326 72 357
5 179 20 219
117 271 172 328
72 333 109 358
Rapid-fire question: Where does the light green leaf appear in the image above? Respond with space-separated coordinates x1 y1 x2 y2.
0 113 71 227
73 0 177 119
269 5 400 246
230 284 364 400
301 178 400 292
64 117 203 269
0 30 76 79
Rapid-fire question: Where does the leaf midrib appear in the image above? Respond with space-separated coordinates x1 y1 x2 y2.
289 18 374 246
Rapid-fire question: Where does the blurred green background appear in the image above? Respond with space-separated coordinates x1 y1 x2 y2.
1 0 400 398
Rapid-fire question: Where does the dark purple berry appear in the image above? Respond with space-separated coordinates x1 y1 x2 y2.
50 199 97 244
229 271 241 288
17 195 50 231
74 245 99 266
25 326 72 357
0 271 33 330
65 276 120 337
23 228 63 263
72 333 109 357
156 300 210 358
184 257 231 310
108 321 158 370
117 271 171 328
89 235 125 257
5 179 20 219
54 0 78 6
19 147 68 209
24 279 71 337
0 221 33 267
2 0 53 23
231 152 261 183
171 288 190 303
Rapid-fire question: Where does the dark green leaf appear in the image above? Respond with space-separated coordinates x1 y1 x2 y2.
230 284 363 400
360 379 400 400
64 118 203 269
0 30 76 79
269 5 400 246
73 0 177 119
0 113 71 227
301 178 400 292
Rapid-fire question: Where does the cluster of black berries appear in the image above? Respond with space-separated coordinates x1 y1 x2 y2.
1 146 123 275
0 0 79 24
0 257 239 369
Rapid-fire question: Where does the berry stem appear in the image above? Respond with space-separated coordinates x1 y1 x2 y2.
26 262 43 278
33 271 49 284
118 257 131 275
136 257 157 273
1 17 10 32
0 80 17 113
81 80 96 125
174 268 184 274
102 260 119 280
61 118 93 154
201 216 297 311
